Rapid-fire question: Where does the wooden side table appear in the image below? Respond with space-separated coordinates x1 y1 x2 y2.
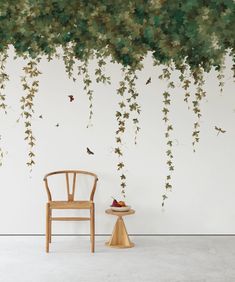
105 209 135 248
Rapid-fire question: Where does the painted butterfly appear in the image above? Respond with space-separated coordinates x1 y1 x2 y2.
146 77 151 85
68 95 74 102
215 126 226 135
87 147 94 155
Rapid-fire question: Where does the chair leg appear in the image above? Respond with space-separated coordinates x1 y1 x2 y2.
49 209 52 243
46 203 50 253
90 205 95 253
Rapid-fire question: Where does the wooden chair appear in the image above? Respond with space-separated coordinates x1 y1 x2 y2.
43 170 98 253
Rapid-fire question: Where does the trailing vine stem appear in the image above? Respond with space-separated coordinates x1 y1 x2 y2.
0 135 5 167
178 64 191 107
95 54 111 85
232 60 235 82
0 138 3 167
78 59 94 128
159 65 175 207
0 50 9 167
63 44 76 82
20 58 41 170
126 69 141 145
216 63 225 94
114 67 141 197
0 50 9 114
191 68 206 152
115 67 130 198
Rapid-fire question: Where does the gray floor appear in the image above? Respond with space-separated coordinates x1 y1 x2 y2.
0 236 234 282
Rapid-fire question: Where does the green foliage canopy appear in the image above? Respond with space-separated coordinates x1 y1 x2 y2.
0 0 234 71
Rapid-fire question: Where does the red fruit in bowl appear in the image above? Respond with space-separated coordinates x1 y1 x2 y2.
111 198 121 207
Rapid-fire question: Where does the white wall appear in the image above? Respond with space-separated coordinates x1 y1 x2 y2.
0 47 235 234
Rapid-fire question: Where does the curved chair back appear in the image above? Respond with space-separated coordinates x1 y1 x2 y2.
43 170 98 202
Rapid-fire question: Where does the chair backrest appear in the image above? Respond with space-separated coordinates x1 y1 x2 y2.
43 170 98 202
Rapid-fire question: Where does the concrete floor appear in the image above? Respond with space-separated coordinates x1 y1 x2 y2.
0 236 235 282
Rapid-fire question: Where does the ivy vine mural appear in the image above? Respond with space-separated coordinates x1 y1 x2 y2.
0 1 234 206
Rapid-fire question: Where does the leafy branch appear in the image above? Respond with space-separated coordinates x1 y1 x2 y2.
159 66 175 207
78 58 94 127
20 58 41 170
0 137 4 167
126 69 141 145
178 64 191 107
216 63 225 94
115 67 131 198
95 53 111 85
191 68 206 152
0 50 9 114
63 44 76 81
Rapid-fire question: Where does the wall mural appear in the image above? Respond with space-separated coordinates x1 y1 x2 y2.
0 1 234 206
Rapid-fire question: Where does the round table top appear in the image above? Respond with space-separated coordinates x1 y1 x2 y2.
105 208 135 216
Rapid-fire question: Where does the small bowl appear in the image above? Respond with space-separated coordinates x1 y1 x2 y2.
110 205 131 212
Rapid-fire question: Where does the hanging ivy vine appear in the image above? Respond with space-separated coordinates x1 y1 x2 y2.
0 50 9 114
95 53 111 85
63 44 76 81
0 137 4 167
0 1 234 204
115 67 129 197
77 58 94 127
159 65 175 207
115 67 142 197
191 68 206 152
178 64 191 107
20 59 41 170
216 61 225 94
126 69 141 145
